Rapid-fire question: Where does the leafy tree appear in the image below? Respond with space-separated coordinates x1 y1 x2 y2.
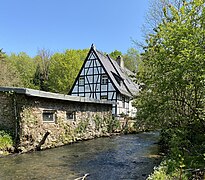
47 49 88 94
123 48 141 72
6 52 36 88
0 50 22 87
33 64 44 90
109 50 122 60
33 49 52 91
0 49 4 60
135 0 205 170
109 49 141 72
137 0 186 49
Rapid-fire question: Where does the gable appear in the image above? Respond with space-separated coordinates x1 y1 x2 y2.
69 45 139 99
69 46 117 101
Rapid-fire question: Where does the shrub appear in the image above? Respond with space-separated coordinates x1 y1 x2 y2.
0 130 13 150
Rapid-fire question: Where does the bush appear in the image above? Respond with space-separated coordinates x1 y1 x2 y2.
147 159 189 180
0 130 13 151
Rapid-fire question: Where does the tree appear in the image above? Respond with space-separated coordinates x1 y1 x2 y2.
0 50 23 87
141 0 186 40
123 48 141 72
33 49 52 91
109 50 122 60
0 49 4 60
6 52 36 88
135 0 205 168
47 49 88 94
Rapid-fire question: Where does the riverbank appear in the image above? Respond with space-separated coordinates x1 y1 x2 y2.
0 117 150 156
0 132 161 180
147 128 205 180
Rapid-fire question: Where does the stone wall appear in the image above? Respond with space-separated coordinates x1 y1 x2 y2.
0 92 16 133
13 94 113 152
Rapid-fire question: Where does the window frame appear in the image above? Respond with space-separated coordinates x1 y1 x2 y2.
42 110 56 123
101 95 108 101
66 111 76 121
79 76 85 86
101 74 108 85
122 96 125 108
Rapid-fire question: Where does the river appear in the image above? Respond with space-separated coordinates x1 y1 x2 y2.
0 132 161 180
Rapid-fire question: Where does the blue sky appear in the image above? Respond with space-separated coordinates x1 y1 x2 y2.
0 0 149 57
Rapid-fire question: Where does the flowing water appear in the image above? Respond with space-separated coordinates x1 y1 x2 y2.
0 132 161 180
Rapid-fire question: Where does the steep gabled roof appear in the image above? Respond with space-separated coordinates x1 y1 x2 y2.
69 45 139 98
93 48 139 97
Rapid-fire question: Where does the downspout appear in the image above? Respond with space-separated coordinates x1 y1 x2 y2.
13 93 19 150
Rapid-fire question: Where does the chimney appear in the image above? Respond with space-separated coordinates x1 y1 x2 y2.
116 55 124 68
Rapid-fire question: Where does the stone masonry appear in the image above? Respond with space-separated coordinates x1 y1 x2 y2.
0 87 113 152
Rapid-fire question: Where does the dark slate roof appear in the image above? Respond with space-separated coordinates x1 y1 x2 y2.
93 47 139 98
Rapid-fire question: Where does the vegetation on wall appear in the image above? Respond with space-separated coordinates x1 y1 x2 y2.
0 130 13 153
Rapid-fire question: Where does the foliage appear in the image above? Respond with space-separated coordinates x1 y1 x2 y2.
6 52 37 88
135 0 205 178
33 49 52 91
104 116 120 133
0 130 13 151
75 119 89 134
143 0 187 38
136 0 205 131
109 50 122 60
0 49 5 60
147 159 189 180
109 48 141 72
123 48 141 72
0 50 23 87
47 49 88 94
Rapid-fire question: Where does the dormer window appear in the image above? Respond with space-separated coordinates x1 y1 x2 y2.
112 72 122 86
101 74 108 84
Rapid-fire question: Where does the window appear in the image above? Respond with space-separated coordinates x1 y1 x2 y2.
112 72 122 85
43 110 56 122
101 74 108 84
79 76 85 86
101 95 108 101
66 112 75 121
122 96 125 108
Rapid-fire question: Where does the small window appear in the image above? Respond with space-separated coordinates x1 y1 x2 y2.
101 95 108 101
66 112 75 121
79 76 85 86
43 111 55 122
101 74 108 85
122 96 125 108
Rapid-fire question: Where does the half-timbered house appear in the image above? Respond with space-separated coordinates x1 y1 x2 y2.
69 45 139 117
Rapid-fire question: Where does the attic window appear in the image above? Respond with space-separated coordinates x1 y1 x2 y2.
79 76 85 86
101 74 108 84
